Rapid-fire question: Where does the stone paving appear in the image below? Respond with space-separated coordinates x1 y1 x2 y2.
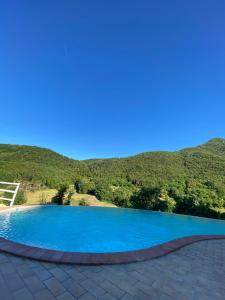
0 239 225 300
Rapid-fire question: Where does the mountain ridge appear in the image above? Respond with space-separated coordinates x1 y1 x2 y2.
0 137 225 190
1 137 224 161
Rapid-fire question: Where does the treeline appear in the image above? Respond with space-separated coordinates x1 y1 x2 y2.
73 177 225 219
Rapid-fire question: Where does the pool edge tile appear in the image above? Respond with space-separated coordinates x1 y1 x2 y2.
0 235 225 265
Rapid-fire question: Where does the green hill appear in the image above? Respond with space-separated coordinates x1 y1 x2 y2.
0 144 87 188
1 139 225 218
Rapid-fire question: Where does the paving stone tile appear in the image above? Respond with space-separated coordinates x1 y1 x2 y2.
13 287 35 300
120 294 135 300
50 267 69 282
99 280 125 299
8 255 25 266
3 272 25 292
0 288 13 300
62 278 86 298
65 268 86 281
134 281 160 297
98 293 117 300
24 275 45 293
159 294 173 300
59 264 74 272
126 289 150 300
44 277 66 297
0 262 16 275
78 292 97 300
100 270 136 286
0 252 10 263
34 288 56 300
128 270 155 285
42 262 58 270
0 273 13 300
57 291 75 300
25 259 41 269
16 264 35 278
82 269 106 284
80 278 106 298
88 266 103 273
113 280 140 296
33 266 52 281
124 263 142 272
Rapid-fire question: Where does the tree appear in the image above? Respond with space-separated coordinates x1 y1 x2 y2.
156 190 176 212
74 178 95 194
112 187 133 208
64 186 74 205
130 186 176 212
131 187 161 210
92 181 113 202
52 185 68 205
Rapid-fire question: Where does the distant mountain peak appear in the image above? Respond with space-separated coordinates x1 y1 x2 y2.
198 137 225 156
205 137 225 144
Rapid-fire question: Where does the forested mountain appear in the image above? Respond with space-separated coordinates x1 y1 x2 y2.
1 138 225 218
0 144 87 188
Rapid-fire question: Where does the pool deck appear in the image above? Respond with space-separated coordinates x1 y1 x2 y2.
0 239 225 300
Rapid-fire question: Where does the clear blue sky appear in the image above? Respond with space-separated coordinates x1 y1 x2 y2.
1 1 225 159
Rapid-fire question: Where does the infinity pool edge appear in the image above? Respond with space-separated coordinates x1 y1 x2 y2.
0 235 225 265
1 206 225 264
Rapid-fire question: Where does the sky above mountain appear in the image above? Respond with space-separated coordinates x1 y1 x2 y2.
1 0 225 159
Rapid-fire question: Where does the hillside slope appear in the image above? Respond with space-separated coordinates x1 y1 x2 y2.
0 144 87 188
85 138 225 190
1 139 225 190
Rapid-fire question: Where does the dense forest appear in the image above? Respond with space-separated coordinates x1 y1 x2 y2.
1 138 225 219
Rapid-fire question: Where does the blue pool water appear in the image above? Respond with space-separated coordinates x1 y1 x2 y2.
0 206 225 253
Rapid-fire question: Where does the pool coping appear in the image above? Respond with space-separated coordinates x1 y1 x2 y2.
0 235 225 265
1 206 225 264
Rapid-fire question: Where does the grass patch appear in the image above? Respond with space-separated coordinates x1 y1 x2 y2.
25 189 57 204
70 193 116 207
25 189 116 207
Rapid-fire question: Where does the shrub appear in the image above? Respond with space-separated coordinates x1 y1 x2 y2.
74 178 95 194
130 187 161 210
130 186 176 212
78 199 90 206
64 186 74 205
14 190 27 205
52 185 68 205
112 187 133 208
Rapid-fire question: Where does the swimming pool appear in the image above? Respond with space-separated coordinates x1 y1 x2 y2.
0 206 225 254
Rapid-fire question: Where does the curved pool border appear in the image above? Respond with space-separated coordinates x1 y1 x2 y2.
0 205 225 265
0 235 225 265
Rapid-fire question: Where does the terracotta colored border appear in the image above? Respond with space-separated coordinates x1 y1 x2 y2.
0 235 225 265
